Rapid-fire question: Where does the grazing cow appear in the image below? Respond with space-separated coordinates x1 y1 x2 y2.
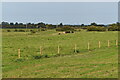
58 32 66 35
65 31 71 33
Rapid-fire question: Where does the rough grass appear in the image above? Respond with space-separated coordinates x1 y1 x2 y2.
2 29 118 78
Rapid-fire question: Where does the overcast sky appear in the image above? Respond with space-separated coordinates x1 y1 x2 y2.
2 2 118 25
1 0 119 2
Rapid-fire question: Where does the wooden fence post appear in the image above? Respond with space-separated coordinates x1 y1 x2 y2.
40 46 42 55
74 44 77 53
108 40 110 47
58 45 60 54
116 40 118 47
98 41 101 48
18 48 21 58
88 42 90 51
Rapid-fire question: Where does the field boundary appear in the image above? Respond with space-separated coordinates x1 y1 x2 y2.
17 40 118 59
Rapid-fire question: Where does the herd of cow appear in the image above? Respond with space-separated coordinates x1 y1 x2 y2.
58 31 74 35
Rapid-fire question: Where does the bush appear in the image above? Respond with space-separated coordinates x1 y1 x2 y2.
56 28 63 31
54 54 61 57
7 30 11 32
78 29 81 32
56 26 75 32
30 30 33 32
18 29 25 32
33 54 49 59
74 50 80 53
15 58 25 62
14 29 18 32
30 30 36 34
41 28 47 31
87 26 106 31
43 54 49 58
81 27 87 29
108 26 120 31
33 55 42 59
71 31 74 33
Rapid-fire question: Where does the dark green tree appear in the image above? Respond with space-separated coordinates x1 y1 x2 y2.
91 22 97 26
10 22 14 26
58 23 63 27
37 22 46 28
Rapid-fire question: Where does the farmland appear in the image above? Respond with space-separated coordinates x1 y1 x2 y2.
2 29 118 78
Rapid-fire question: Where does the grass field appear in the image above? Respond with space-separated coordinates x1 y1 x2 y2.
2 29 118 78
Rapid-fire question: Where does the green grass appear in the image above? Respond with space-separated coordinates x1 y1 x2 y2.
2 29 118 78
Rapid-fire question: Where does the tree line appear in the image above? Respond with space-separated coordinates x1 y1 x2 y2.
0 21 109 28
0 21 120 31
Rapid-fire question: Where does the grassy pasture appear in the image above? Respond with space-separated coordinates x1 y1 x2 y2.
2 29 118 78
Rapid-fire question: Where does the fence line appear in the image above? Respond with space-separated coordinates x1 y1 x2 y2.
17 40 118 58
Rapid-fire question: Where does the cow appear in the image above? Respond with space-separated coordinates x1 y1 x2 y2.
58 32 66 35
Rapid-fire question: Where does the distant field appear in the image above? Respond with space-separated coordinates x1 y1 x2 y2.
2 29 118 78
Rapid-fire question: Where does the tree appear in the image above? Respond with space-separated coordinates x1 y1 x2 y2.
37 22 46 28
2 22 9 28
81 24 84 27
15 22 19 25
2 22 9 25
91 22 97 26
19 23 23 25
10 22 14 26
116 22 120 26
58 23 63 27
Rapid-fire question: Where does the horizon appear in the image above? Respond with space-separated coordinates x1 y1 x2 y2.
1 21 118 25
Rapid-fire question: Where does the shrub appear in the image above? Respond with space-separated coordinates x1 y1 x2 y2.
18 29 25 32
74 50 80 53
54 54 61 57
33 55 42 59
71 31 74 33
82 27 87 29
14 29 18 32
56 26 75 32
108 26 120 31
15 58 25 62
78 29 81 32
87 26 106 31
97 27 106 31
31 30 36 34
56 28 63 31
41 28 47 31
33 54 49 59
7 30 11 32
43 54 49 58
30 30 33 32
